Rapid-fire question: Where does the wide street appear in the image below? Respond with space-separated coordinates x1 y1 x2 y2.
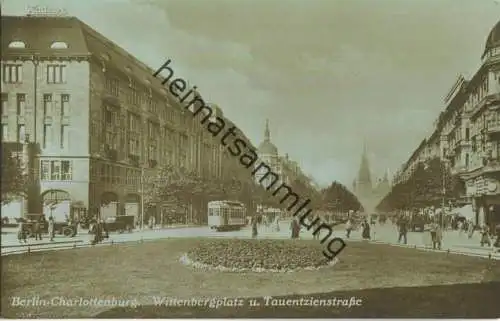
2 220 499 258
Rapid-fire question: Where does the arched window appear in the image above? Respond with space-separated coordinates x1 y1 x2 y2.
8 41 26 49
50 41 68 49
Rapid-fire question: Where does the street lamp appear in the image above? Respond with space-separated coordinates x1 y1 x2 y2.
140 165 145 230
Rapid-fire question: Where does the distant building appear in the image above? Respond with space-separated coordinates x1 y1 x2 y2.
352 143 389 212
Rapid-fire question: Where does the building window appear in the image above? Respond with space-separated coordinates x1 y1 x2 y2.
1 124 7 141
105 77 119 97
46 65 66 84
16 94 26 116
1 93 7 115
3 64 22 84
43 94 52 116
61 94 70 116
43 124 51 148
60 125 68 148
50 41 68 49
16 124 25 142
8 41 26 48
41 160 72 181
61 161 72 180
40 161 50 180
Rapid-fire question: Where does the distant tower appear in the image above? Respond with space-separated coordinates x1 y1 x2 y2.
356 141 372 197
353 141 379 213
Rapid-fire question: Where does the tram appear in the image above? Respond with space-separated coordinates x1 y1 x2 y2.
208 200 247 231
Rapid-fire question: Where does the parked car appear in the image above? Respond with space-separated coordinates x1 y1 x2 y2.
17 214 77 237
104 215 135 233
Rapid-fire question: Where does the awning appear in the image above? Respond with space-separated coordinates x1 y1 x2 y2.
454 205 475 220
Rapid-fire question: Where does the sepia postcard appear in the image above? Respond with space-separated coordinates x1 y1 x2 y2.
1 0 499 318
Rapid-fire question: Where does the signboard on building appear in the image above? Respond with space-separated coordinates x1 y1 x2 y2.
26 5 68 16
466 176 499 196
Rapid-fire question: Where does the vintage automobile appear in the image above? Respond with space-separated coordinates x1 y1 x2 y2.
104 215 135 233
18 214 77 237
410 214 426 232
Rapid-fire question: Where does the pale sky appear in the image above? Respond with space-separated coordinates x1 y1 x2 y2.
3 0 500 188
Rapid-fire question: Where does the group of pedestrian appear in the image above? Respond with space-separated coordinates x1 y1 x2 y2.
90 219 109 245
17 215 56 243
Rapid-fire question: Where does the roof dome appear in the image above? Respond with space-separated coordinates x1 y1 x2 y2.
258 140 278 155
482 20 500 58
258 119 278 155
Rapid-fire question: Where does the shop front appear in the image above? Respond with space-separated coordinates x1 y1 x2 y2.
465 175 500 230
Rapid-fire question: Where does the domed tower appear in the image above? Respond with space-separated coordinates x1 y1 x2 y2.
481 19 500 60
255 119 282 186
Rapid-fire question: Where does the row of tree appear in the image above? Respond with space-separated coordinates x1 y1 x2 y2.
376 157 465 212
142 165 362 220
319 181 363 212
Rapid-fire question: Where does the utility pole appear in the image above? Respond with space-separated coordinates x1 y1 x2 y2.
140 166 144 230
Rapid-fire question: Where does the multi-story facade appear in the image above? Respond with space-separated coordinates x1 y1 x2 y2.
388 19 500 229
1 14 255 223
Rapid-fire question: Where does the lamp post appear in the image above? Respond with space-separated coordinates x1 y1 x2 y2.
140 165 145 230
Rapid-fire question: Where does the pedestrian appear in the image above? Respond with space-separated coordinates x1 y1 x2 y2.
251 216 258 239
17 220 27 243
48 216 55 241
290 218 300 239
345 219 353 238
397 216 408 244
361 218 371 240
480 225 491 247
274 214 280 232
430 221 442 250
34 217 43 241
457 220 463 237
467 220 475 239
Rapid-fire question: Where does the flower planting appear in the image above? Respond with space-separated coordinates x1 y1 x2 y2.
183 239 338 272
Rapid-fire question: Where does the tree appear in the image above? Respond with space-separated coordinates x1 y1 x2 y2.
1 143 27 205
375 157 466 212
320 181 362 212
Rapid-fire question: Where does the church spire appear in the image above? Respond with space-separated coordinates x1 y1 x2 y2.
357 142 372 187
264 119 270 142
383 168 389 182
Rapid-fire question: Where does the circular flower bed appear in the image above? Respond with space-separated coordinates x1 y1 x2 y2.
182 239 338 273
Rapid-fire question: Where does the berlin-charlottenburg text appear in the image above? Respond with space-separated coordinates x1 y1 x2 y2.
1 2 500 319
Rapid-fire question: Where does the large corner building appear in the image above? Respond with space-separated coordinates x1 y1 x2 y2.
0 15 252 223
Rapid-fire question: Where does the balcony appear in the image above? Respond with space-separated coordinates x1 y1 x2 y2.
450 165 467 176
453 139 471 151
61 116 70 125
1 114 8 123
486 119 500 134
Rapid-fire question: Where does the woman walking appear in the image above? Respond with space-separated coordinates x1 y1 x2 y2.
48 216 55 241
361 218 371 240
